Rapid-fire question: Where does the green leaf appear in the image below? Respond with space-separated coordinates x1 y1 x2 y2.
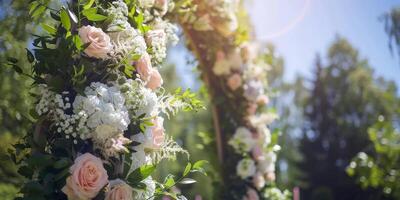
12 64 23 74
29 1 40 15
86 13 108 21
31 5 46 18
7 57 18 64
192 160 208 170
179 178 196 185
26 49 35 63
127 165 156 183
72 35 83 50
83 0 96 9
68 9 78 24
50 11 61 21
164 175 175 188
41 23 57 35
82 7 97 16
183 163 191 176
53 158 71 169
60 9 71 31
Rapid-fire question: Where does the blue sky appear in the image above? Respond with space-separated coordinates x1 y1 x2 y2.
246 0 400 85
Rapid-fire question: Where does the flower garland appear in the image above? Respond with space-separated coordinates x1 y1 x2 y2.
174 0 290 199
10 0 205 199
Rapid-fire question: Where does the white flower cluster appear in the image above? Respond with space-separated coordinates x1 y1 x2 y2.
215 42 281 195
73 82 130 132
32 0 190 199
230 126 278 188
263 188 292 200
35 85 88 141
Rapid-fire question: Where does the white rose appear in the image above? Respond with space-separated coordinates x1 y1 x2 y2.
257 151 276 174
249 113 278 128
228 127 256 153
236 158 256 179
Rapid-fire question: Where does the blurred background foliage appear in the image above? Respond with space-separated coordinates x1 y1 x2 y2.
0 0 40 198
1 1 400 200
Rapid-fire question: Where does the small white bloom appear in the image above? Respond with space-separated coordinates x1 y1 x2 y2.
249 113 278 128
228 127 256 153
257 151 277 174
237 158 256 179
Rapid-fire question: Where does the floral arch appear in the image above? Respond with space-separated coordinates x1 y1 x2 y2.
10 0 288 199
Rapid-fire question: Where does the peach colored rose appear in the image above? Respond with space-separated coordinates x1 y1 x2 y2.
247 103 258 115
105 179 133 200
136 52 153 80
216 50 225 61
265 171 276 182
151 117 165 148
227 73 242 91
62 153 108 200
256 95 269 105
252 146 264 161
146 69 163 90
154 0 168 15
243 188 259 200
252 172 266 189
79 26 112 59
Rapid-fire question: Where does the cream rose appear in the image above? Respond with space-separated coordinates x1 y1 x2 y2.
252 172 266 189
105 179 133 200
62 153 108 200
227 73 242 91
79 25 112 59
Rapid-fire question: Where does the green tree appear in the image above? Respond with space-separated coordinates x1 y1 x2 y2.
383 7 400 59
0 0 40 194
297 37 399 200
347 117 400 199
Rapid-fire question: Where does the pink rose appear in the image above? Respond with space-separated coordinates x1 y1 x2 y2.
247 103 258 115
252 146 265 161
256 95 269 105
62 153 108 200
227 73 242 91
154 0 168 15
243 188 259 200
151 117 165 148
146 69 164 90
79 26 112 59
136 52 153 81
252 172 266 189
105 180 133 200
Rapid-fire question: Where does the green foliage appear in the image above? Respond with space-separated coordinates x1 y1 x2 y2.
347 117 400 199
297 37 400 200
383 7 400 59
152 160 208 199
